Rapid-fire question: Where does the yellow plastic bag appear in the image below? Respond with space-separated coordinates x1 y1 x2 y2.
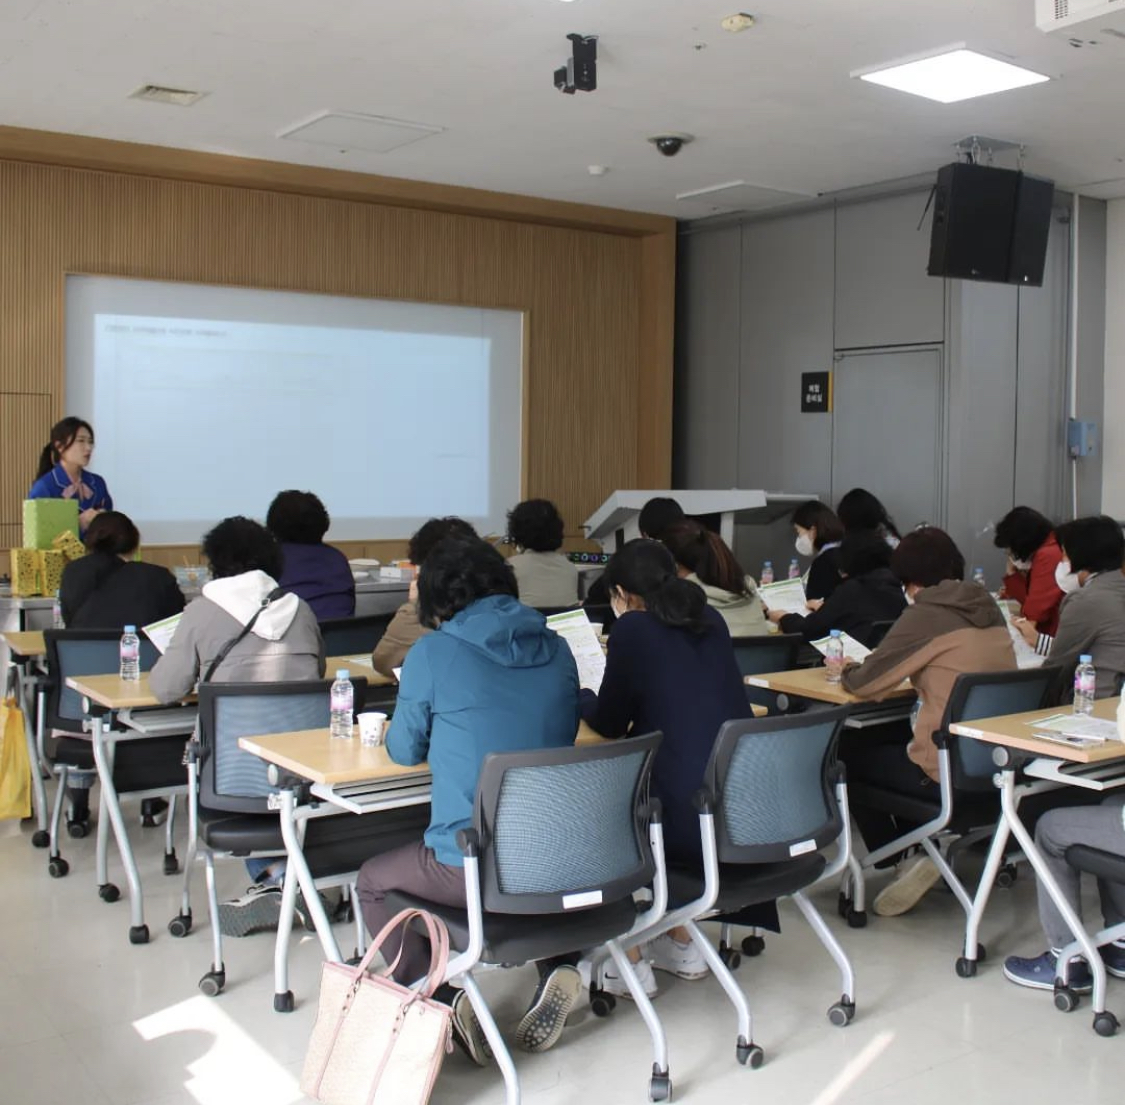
0 696 32 820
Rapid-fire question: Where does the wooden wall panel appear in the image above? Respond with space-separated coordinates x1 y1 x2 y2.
0 138 674 569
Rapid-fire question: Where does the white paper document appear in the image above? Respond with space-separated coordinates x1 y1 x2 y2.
759 578 808 617
142 612 182 654
995 598 1045 670
545 609 606 693
342 654 374 669
810 633 871 665
1028 713 1120 743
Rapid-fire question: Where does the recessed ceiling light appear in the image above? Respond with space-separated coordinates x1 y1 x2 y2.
854 46 1050 104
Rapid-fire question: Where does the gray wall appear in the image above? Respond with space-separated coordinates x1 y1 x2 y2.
674 186 1106 581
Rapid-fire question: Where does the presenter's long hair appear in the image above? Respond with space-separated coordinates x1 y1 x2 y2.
604 539 710 634
37 416 94 478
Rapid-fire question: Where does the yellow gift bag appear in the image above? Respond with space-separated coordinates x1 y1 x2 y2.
0 697 32 820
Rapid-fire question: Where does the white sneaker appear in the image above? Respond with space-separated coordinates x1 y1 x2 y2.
598 956 658 999
646 932 710 980
873 856 943 917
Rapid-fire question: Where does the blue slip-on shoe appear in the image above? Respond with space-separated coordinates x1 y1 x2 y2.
1003 950 1093 994
1101 942 1125 980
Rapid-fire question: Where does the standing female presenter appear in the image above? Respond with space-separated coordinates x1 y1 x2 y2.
28 417 113 533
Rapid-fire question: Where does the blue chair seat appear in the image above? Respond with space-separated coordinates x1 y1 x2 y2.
385 890 639 966
667 853 826 912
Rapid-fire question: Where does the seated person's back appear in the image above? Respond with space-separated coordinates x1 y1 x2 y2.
60 511 184 630
778 530 906 646
266 490 355 621
151 516 324 701
582 539 752 865
506 498 579 609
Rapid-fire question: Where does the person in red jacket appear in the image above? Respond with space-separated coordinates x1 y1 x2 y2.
994 506 1065 635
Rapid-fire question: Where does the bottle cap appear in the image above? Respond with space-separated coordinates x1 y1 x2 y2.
764 560 772 565
1079 654 1092 664
336 669 350 680
830 629 842 637
124 625 136 633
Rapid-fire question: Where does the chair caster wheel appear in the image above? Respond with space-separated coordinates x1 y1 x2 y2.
128 924 149 945
996 863 1017 889
1054 987 1080 1013
741 934 765 957
719 944 742 970
589 989 616 1017
1093 1011 1119 1037
976 943 987 963
66 820 88 839
846 908 868 929
735 1039 764 1068
955 957 978 978
168 912 192 937
162 853 179 876
274 991 295 1013
98 883 120 903
199 969 226 997
31 830 49 848
827 999 855 1027
837 892 851 920
648 1067 672 1102
47 856 69 878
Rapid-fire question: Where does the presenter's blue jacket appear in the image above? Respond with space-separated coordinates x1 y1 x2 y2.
386 594 581 867
27 464 113 522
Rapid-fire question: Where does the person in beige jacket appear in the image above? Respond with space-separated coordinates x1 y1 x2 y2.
660 519 770 636
840 526 1016 917
372 516 477 678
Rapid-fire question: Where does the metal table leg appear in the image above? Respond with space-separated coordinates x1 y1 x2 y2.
276 788 341 962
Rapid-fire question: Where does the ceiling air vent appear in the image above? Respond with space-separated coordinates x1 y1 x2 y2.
128 85 208 107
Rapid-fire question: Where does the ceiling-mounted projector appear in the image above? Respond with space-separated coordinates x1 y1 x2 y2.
1035 0 1125 33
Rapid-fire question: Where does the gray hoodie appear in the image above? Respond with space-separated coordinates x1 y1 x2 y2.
686 573 770 637
149 569 325 703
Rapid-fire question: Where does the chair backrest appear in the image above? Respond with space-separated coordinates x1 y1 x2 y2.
866 620 896 648
940 667 1061 791
704 707 850 864
197 679 366 813
44 628 160 732
730 633 803 677
582 603 614 628
319 613 393 657
473 732 661 915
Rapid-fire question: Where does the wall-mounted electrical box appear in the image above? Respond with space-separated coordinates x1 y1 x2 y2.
1068 418 1097 458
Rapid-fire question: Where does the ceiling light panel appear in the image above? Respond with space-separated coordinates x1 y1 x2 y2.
855 47 1050 104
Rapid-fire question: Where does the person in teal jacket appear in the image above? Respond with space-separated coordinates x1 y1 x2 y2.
356 535 582 1064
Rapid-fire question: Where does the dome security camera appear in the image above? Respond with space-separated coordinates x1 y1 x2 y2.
649 134 693 157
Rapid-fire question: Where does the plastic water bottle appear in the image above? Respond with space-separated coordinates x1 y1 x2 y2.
119 625 140 682
972 567 986 588
760 560 775 586
825 630 846 684
788 558 801 580
1073 655 1096 716
52 590 64 628
330 670 355 739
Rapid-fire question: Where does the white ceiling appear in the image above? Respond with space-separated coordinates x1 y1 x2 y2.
2 0 1125 217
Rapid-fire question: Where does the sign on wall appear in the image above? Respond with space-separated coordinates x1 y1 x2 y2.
801 371 832 413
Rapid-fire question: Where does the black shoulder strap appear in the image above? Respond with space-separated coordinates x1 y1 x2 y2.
202 587 286 684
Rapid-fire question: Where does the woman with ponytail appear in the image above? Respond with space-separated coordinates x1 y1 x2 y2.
660 519 769 636
582 539 773 996
28 417 113 533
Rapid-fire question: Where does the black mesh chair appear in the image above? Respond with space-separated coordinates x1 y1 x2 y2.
730 633 803 677
319 613 394 656
630 708 856 1070
1054 846 1125 1034
385 734 673 1105
173 680 430 1006
839 667 1060 946
41 629 189 893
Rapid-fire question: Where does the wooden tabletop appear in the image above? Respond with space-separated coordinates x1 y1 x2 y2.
949 697 1125 765
745 666 915 706
239 719 609 786
1 630 46 659
65 672 194 709
326 655 396 688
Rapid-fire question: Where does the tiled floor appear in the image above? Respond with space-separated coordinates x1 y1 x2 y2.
3 802 1122 1105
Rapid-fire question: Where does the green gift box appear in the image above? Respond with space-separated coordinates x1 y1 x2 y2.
22 499 79 550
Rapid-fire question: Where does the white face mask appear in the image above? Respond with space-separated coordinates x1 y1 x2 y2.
1010 556 1033 572
902 586 915 606
610 591 628 619
795 532 815 558
1054 560 1081 594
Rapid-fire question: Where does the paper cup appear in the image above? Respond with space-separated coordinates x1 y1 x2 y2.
357 711 388 747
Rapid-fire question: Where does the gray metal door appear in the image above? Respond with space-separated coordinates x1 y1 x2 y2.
831 347 944 534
